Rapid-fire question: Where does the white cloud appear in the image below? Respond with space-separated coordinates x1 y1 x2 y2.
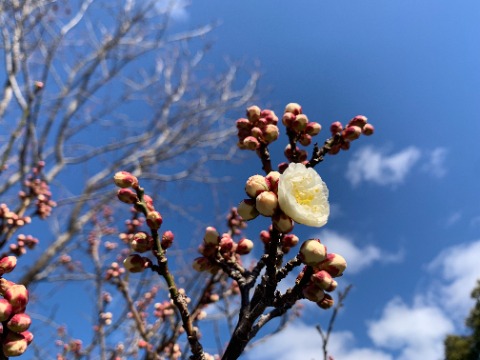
346 146 421 186
422 147 448 178
246 324 392 360
368 298 454 360
317 230 403 274
155 0 189 21
428 239 480 318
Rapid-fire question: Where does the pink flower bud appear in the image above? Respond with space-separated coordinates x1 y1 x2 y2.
0 278 15 296
272 213 294 233
236 118 251 129
4 284 29 313
123 255 150 273
203 227 220 246
161 231 174 249
146 211 163 230
348 115 368 128
260 230 271 245
299 239 327 266
242 136 260 150
261 109 278 124
282 234 299 248
245 175 269 198
20 331 33 345
311 270 337 292
284 103 302 115
256 191 278 217
198 244 217 257
113 171 138 189
263 124 279 143
318 253 347 277
317 293 335 309
219 235 236 253
303 282 325 302
236 238 254 255
342 126 362 141
282 112 296 127
330 121 343 135
7 313 31 332
250 127 263 139
299 134 312 146
117 188 138 204
292 114 308 132
143 195 155 211
0 256 17 275
362 123 374 135
246 106 261 122
0 299 12 322
237 199 259 221
2 332 28 357
130 232 153 253
305 122 322 136
266 171 280 193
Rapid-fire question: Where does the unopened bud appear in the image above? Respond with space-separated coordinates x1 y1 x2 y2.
236 118 251 129
130 232 153 253
266 171 280 193
317 293 335 309
4 284 29 313
113 171 138 189
330 121 343 135
2 332 28 357
256 191 278 217
311 270 337 292
348 115 368 128
0 256 17 275
246 106 261 122
250 127 263 139
362 123 374 135
282 234 299 248
203 227 220 246
237 199 259 221
0 299 13 322
260 230 271 245
342 126 362 141
282 112 296 127
303 282 325 302
292 114 308 132
263 124 279 143
161 230 174 249
245 175 269 198
305 122 322 136
7 313 31 333
284 103 302 115
242 136 260 150
146 211 163 230
236 238 254 255
123 254 150 273
318 253 347 277
299 134 312 146
299 239 327 266
20 331 33 345
117 188 138 204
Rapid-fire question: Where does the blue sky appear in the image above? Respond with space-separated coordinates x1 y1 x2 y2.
182 1 480 359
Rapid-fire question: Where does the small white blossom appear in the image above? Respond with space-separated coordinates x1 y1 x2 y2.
277 163 329 227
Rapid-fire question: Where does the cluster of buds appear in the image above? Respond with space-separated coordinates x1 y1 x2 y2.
105 262 125 281
297 239 347 309
56 339 83 359
20 161 57 219
8 234 38 257
260 228 299 254
282 103 322 149
226 208 247 236
129 285 160 320
0 204 32 231
238 172 294 233
328 115 374 155
0 256 33 357
193 227 254 274
236 106 280 150
153 300 175 320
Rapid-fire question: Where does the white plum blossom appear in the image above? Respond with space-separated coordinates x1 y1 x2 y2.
277 163 329 227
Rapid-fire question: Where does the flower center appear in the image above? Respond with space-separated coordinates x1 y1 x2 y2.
292 182 319 206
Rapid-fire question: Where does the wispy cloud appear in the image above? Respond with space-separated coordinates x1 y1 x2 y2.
155 0 189 21
317 230 403 274
368 297 454 360
346 146 421 186
445 211 462 227
422 147 448 178
246 324 392 360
